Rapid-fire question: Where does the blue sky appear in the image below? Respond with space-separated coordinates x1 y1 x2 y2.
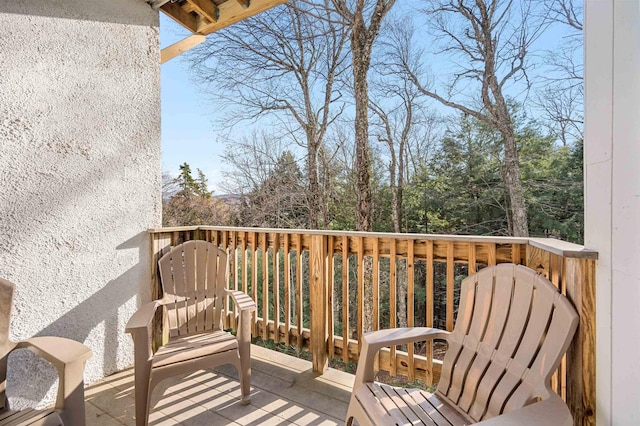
160 15 226 191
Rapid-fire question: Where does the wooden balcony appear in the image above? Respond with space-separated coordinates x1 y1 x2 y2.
149 226 597 425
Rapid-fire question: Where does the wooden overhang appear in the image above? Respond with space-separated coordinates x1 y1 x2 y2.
152 0 288 35
152 0 288 63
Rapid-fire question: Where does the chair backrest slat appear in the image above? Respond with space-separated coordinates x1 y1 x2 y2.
213 248 228 332
195 241 208 331
436 264 578 423
159 241 228 337
456 271 514 412
445 271 494 403
183 243 198 334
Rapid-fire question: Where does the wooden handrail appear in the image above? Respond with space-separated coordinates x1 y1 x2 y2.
149 226 596 426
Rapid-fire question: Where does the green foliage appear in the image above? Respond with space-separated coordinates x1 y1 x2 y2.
238 151 308 228
176 162 211 198
163 164 232 226
400 113 584 242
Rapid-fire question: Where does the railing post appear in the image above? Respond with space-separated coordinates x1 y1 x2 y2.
310 234 329 374
565 257 597 426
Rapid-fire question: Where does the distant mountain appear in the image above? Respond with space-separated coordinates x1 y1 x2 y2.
215 193 243 206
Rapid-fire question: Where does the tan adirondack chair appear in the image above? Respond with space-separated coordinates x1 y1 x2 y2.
346 264 578 426
0 278 92 426
126 240 256 426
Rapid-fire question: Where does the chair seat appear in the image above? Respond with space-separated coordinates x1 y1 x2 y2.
353 383 470 426
0 408 62 426
152 330 238 369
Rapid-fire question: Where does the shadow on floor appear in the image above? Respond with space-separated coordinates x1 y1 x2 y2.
84 345 353 426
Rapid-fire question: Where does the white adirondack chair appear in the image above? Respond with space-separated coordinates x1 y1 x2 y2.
126 240 256 426
0 278 92 426
346 264 578 426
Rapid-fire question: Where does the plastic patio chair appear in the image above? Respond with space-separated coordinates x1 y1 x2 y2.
346 264 578 426
126 240 256 426
0 278 92 426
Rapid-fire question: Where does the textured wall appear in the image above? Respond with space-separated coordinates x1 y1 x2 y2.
0 0 160 407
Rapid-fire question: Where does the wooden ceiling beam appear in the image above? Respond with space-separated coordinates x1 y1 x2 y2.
186 0 220 23
161 34 206 64
198 0 288 34
234 0 250 8
160 2 199 33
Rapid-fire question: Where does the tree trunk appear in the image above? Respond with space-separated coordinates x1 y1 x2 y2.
307 132 320 230
501 129 529 237
352 18 373 234
351 16 375 333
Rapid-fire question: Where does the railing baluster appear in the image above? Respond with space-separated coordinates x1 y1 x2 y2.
230 231 238 330
487 243 497 266
251 232 258 337
469 242 477 276
273 232 280 343
372 238 379 331
241 232 247 295
296 234 303 350
328 235 335 359
446 241 454 332
407 239 415 381
512 243 521 264
390 238 397 376
284 233 291 346
261 232 269 340
342 235 349 363
426 240 434 386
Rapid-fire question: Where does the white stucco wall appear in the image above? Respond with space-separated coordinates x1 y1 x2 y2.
585 0 640 424
0 0 160 408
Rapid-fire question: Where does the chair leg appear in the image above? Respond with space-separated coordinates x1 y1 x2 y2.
134 365 152 426
238 352 251 405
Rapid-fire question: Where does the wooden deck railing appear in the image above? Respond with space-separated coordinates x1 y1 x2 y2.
149 226 597 426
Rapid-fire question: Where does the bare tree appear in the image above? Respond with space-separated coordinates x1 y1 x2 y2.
330 0 396 232
329 0 396 335
190 0 348 229
396 0 546 237
544 0 582 31
536 85 583 146
219 132 308 228
537 0 583 145
369 55 429 234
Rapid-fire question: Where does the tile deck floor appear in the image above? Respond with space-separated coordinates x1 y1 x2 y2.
84 345 354 426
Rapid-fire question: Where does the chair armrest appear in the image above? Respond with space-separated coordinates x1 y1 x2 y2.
227 290 256 346
15 336 92 367
226 290 256 312
125 301 161 334
14 337 92 423
125 301 162 370
474 393 573 426
354 327 450 391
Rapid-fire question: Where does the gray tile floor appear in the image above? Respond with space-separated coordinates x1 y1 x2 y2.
84 345 354 425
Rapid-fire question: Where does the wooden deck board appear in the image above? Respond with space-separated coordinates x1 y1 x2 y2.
85 345 353 425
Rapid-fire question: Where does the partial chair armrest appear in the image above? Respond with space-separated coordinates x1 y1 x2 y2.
125 301 161 362
354 327 450 391
125 301 162 333
226 290 256 343
474 393 573 426
14 337 92 424
226 290 257 313
15 336 92 367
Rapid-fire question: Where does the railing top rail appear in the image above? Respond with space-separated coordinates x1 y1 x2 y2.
149 226 597 260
